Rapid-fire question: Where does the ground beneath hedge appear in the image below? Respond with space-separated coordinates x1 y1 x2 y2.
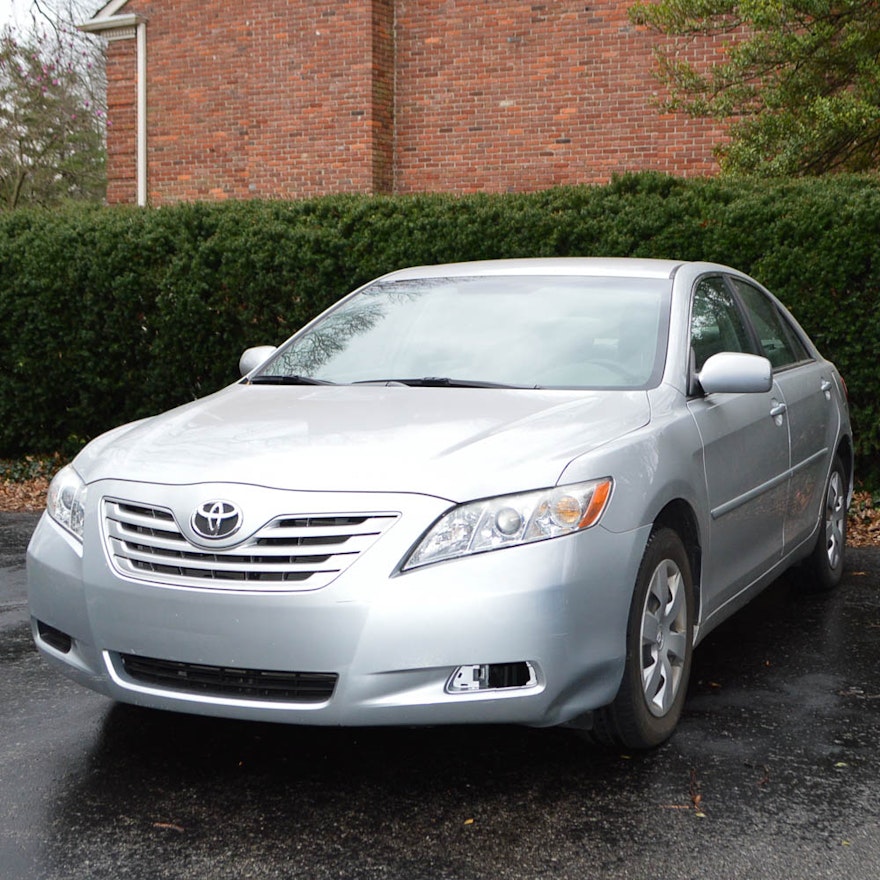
3 473 878 546
0 476 51 514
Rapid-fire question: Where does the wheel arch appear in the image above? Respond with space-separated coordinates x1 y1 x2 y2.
835 435 854 496
653 499 703 622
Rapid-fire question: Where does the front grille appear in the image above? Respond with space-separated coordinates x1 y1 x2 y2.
102 499 398 591
120 654 337 703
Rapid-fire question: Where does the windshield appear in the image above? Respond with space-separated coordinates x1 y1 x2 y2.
256 274 671 389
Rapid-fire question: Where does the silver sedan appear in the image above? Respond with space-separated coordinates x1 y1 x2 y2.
27 258 852 748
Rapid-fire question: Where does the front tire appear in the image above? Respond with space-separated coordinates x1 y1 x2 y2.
590 527 694 749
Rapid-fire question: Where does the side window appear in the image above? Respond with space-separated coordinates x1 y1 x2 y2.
730 279 810 369
690 276 754 371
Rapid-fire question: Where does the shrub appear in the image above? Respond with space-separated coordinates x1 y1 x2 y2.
0 174 878 481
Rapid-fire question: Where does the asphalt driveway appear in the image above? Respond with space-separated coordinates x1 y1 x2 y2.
2 512 879 879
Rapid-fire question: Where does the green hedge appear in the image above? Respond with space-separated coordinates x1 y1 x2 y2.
1 173 878 481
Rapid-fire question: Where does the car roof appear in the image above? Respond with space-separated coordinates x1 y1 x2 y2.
379 257 685 282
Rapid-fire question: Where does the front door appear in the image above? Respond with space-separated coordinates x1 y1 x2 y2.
687 276 790 617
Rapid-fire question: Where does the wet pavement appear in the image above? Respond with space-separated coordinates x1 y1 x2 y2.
2 511 879 879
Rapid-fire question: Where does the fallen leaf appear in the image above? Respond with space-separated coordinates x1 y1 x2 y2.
0 477 50 512
689 768 705 815
152 822 185 833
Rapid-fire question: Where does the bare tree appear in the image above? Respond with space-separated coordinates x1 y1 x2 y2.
0 0 106 208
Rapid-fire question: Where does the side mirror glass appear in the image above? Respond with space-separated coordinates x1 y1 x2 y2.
239 345 277 377
697 352 772 395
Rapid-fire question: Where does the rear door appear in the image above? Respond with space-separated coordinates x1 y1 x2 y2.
728 277 839 553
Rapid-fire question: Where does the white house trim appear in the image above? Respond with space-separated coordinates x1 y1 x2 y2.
79 4 148 206
82 0 133 23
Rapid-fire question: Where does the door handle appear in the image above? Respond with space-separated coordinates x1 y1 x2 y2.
770 402 787 418
820 379 833 398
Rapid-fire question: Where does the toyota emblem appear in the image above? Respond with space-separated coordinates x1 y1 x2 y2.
191 500 242 540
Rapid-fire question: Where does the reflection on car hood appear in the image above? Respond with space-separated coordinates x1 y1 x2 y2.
75 385 651 501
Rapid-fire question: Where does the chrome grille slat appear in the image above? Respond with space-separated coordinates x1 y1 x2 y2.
116 501 175 522
113 543 351 574
115 541 351 566
254 534 380 552
115 558 324 590
106 519 191 552
102 498 398 592
262 522 389 539
107 503 177 530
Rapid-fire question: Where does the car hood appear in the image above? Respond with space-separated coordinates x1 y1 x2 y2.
75 384 650 501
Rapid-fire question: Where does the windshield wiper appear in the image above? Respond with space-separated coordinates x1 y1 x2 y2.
249 374 336 386
353 377 533 389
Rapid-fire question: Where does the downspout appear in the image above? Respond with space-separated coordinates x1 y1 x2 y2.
136 21 147 206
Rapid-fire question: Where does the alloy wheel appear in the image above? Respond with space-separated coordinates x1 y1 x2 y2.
824 468 846 572
640 558 688 718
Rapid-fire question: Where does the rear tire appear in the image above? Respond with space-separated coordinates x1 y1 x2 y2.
589 527 694 750
800 455 847 593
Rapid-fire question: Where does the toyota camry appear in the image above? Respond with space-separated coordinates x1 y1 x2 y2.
27 258 852 748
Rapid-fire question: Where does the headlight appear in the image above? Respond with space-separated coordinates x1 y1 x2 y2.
46 465 88 541
402 478 612 571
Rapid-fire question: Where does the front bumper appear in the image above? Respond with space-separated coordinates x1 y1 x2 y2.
27 480 650 728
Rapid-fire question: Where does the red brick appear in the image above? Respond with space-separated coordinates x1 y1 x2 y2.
102 0 728 205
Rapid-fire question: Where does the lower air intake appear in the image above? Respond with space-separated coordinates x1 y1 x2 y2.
120 654 337 703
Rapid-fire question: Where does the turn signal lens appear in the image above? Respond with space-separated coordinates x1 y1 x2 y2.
579 477 612 528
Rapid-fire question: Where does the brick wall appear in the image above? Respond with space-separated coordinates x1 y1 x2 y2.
109 0 393 203
99 0 727 205
394 0 727 192
105 36 138 205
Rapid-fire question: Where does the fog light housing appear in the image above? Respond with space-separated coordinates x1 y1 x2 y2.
447 662 537 693
37 620 73 654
